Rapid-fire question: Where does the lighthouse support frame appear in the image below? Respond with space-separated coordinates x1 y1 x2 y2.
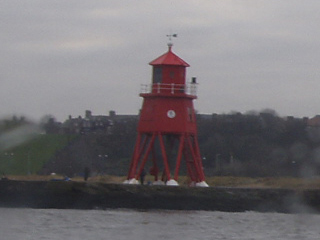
127 131 206 185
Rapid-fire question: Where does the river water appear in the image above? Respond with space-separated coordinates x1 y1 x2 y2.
1 208 319 240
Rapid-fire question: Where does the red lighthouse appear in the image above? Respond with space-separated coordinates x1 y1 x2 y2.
125 38 208 187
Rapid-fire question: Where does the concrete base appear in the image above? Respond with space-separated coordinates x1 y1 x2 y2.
123 178 139 185
166 179 179 186
195 181 209 187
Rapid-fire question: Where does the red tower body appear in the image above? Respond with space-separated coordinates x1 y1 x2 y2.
126 43 208 187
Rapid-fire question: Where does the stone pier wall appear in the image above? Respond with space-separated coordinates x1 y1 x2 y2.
0 181 319 213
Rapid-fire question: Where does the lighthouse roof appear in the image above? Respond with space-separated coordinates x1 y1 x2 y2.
149 46 190 67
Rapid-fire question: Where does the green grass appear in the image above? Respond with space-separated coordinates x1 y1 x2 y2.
0 134 76 175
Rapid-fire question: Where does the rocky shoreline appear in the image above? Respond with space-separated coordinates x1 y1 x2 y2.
0 180 319 213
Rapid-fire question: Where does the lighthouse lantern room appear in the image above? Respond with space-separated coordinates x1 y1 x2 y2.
125 37 208 187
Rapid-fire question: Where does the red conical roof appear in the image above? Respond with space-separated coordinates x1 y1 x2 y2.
149 46 190 67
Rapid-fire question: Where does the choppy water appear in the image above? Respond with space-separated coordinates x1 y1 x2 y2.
1 208 320 240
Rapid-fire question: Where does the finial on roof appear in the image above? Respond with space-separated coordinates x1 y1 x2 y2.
166 33 177 50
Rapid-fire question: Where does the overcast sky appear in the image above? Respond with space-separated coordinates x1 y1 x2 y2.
1 0 320 121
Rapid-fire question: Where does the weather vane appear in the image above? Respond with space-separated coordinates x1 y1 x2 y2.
166 33 178 47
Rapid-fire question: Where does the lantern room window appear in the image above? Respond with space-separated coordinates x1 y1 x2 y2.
153 67 162 83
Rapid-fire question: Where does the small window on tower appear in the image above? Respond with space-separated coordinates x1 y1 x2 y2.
187 107 194 122
153 67 162 83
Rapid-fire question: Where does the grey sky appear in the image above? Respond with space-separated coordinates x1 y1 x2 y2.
1 0 320 121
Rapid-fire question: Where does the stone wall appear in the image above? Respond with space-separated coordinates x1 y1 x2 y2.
0 180 319 213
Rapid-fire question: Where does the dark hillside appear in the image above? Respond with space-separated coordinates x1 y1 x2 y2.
2 112 320 179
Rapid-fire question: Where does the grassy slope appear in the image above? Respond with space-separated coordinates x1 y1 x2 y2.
0 134 75 175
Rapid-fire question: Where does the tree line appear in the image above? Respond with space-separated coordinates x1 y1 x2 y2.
197 111 315 177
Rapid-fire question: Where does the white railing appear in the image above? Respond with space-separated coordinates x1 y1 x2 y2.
140 83 197 96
